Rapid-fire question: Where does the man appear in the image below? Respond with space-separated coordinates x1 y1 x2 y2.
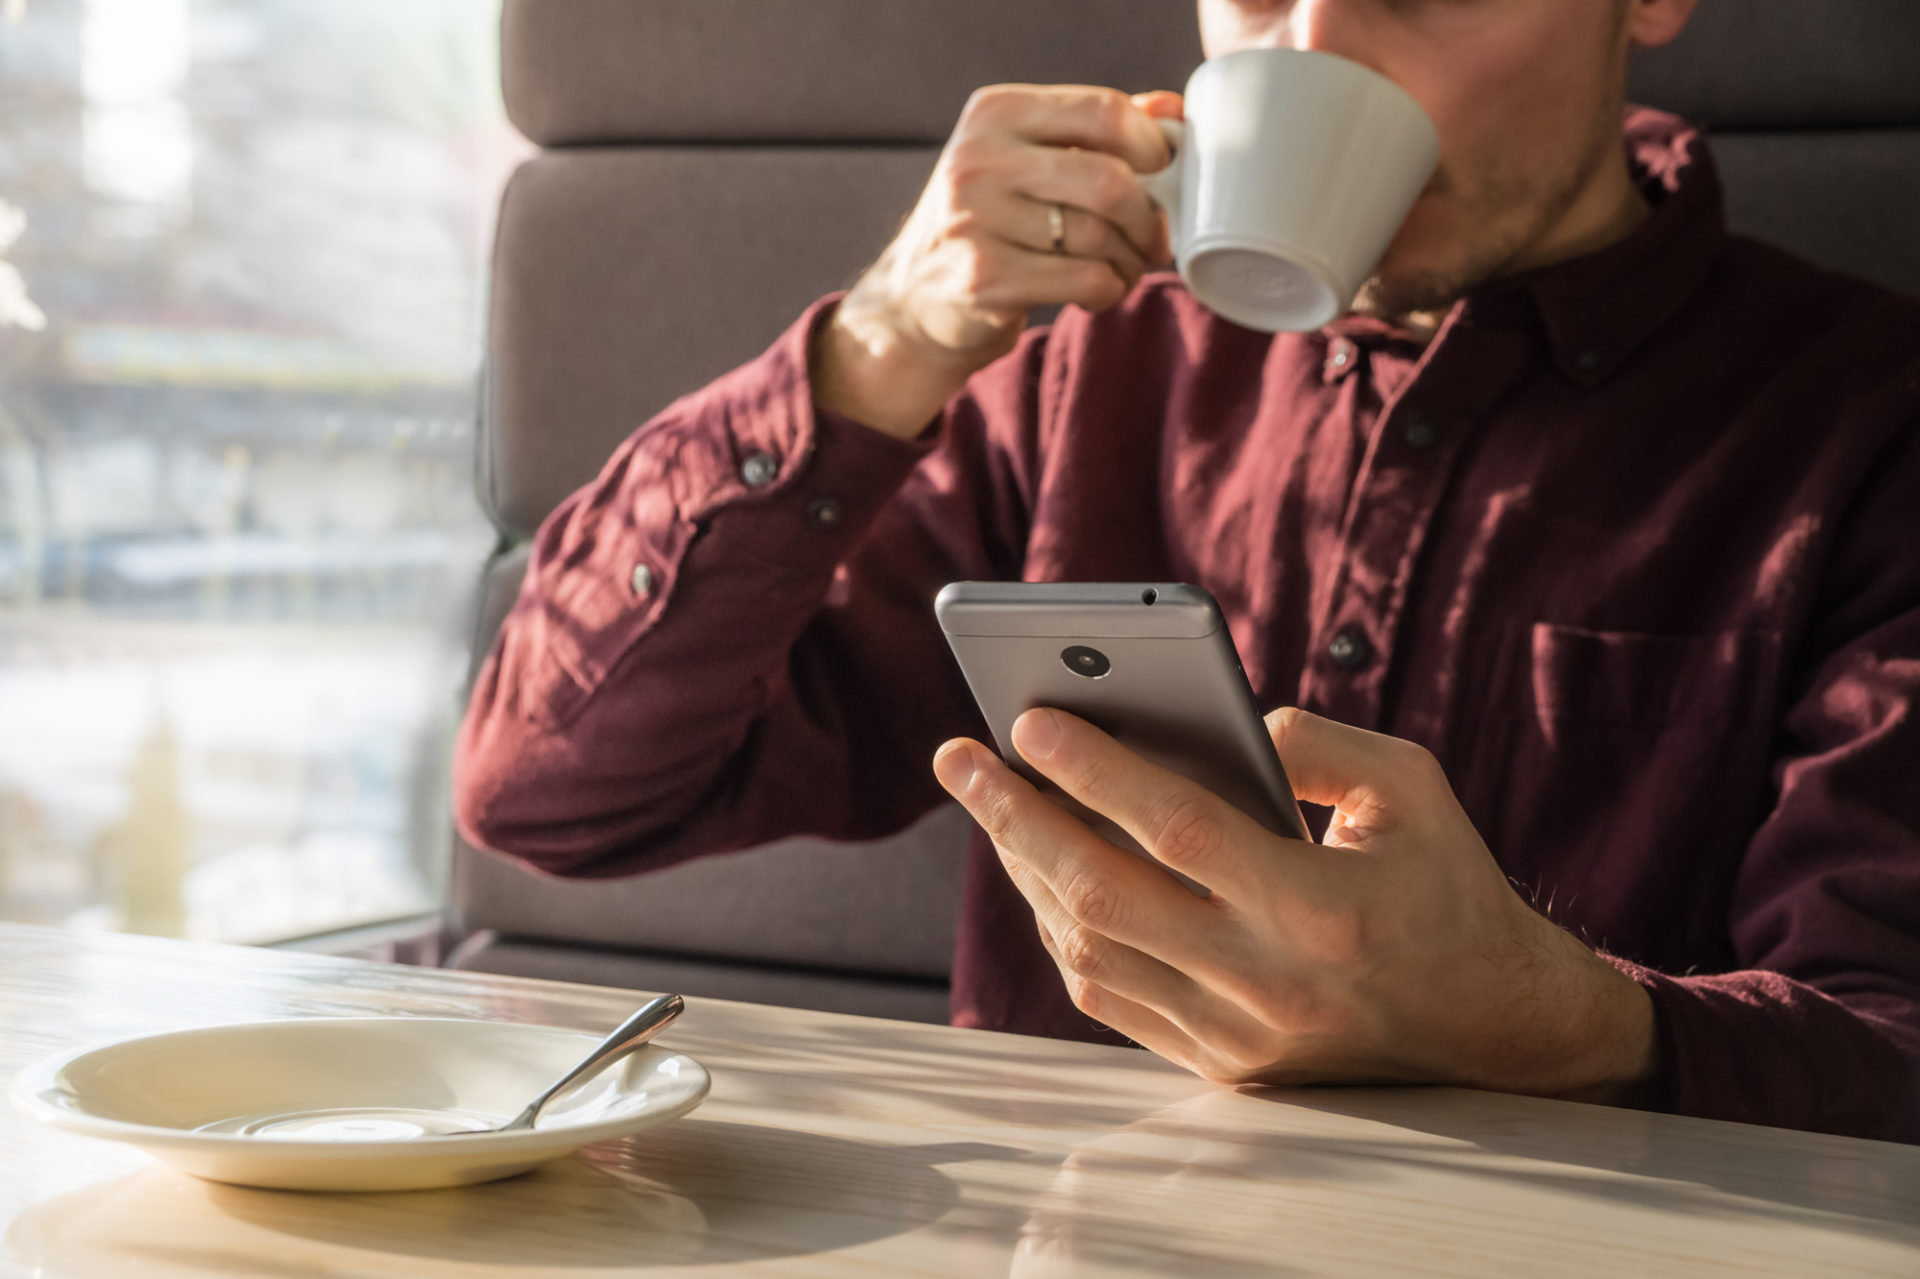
454 0 1920 1141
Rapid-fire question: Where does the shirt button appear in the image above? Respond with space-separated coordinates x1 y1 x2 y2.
630 563 654 597
1324 337 1356 380
1402 415 1439 449
740 450 780 488
1573 348 1602 374
1327 629 1373 671
806 497 843 528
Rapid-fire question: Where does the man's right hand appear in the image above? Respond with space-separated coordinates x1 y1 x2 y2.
811 85 1182 440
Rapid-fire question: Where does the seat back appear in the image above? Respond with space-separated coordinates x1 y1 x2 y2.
1629 0 1920 296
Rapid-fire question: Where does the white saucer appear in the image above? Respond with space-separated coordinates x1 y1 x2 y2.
10 1016 711 1191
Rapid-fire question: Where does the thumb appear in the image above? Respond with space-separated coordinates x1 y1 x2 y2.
1263 706 1430 818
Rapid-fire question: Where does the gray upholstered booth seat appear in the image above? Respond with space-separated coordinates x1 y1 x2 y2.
1624 0 1920 129
501 0 1206 146
1627 1 1920 297
1699 134 1920 299
450 1 1920 1019
482 0 1207 539
503 0 1920 143
454 807 969 981
447 937 953 1024
483 149 941 538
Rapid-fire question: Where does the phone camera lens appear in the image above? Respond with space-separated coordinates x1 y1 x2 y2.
1061 646 1111 679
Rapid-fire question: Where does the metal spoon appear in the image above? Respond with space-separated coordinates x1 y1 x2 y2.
461 993 685 1135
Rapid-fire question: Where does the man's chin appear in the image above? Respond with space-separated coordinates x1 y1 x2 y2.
1349 203 1535 325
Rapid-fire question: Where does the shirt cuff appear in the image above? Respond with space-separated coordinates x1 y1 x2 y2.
1607 955 1915 1139
686 293 940 581
519 293 938 721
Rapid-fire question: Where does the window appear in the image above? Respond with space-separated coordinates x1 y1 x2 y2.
0 0 524 942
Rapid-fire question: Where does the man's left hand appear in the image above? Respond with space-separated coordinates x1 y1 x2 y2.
931 706 1659 1102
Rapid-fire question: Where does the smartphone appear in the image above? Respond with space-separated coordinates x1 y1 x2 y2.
934 581 1311 890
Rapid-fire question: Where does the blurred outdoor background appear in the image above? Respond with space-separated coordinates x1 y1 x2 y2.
0 0 525 942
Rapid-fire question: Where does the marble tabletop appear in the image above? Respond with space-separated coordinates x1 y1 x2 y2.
1 921 1915 1277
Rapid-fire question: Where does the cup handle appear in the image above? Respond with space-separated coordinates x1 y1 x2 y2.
1137 118 1186 260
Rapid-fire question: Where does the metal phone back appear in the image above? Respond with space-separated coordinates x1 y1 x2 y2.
935 582 1310 854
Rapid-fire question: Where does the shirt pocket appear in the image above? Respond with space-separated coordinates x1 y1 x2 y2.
1459 624 1784 966
1521 624 1784 733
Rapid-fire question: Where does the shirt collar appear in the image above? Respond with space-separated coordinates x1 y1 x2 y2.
1321 108 1727 388
1467 108 1728 386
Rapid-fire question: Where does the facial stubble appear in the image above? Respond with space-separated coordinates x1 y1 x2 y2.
1352 7 1636 325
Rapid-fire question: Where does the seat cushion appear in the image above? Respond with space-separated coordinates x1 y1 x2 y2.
449 933 953 1024
453 803 971 982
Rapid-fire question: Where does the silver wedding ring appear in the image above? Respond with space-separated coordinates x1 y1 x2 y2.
1047 202 1067 255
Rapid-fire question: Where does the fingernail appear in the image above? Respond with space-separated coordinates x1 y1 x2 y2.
1014 708 1063 761
933 743 977 795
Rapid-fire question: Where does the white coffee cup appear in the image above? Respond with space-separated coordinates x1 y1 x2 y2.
1138 49 1440 332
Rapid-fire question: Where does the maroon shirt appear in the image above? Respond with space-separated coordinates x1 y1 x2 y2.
455 111 1920 1142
